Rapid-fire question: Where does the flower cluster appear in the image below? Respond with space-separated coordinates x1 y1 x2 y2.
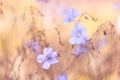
63 8 88 56
69 22 88 56
33 8 89 79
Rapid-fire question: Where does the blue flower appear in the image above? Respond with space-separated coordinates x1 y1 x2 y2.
56 74 68 80
69 22 87 45
33 41 39 53
36 47 59 69
63 8 80 24
73 47 88 56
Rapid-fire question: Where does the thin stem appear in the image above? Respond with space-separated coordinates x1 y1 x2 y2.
54 28 64 46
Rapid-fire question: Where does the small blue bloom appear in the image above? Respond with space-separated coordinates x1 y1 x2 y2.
37 47 59 69
69 22 87 45
63 8 80 24
33 41 39 53
56 74 68 80
73 47 88 56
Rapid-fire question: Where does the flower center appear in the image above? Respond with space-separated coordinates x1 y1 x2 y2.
46 56 51 60
70 16 74 20
77 33 81 37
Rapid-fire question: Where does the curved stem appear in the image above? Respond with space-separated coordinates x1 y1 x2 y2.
78 12 97 22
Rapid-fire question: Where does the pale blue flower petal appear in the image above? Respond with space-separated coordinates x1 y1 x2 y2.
42 61 51 69
36 55 46 63
33 42 39 53
70 27 78 36
69 36 76 44
75 23 83 30
63 18 69 24
43 47 52 55
73 47 88 56
49 58 59 64
64 15 74 24
77 37 88 45
50 51 58 58
81 48 88 53
76 37 83 44
81 38 88 45
72 8 80 17
56 74 68 80
81 29 86 36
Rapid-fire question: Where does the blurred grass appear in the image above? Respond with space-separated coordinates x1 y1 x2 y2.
0 0 120 80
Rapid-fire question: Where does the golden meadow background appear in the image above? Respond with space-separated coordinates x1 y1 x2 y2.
0 0 120 80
